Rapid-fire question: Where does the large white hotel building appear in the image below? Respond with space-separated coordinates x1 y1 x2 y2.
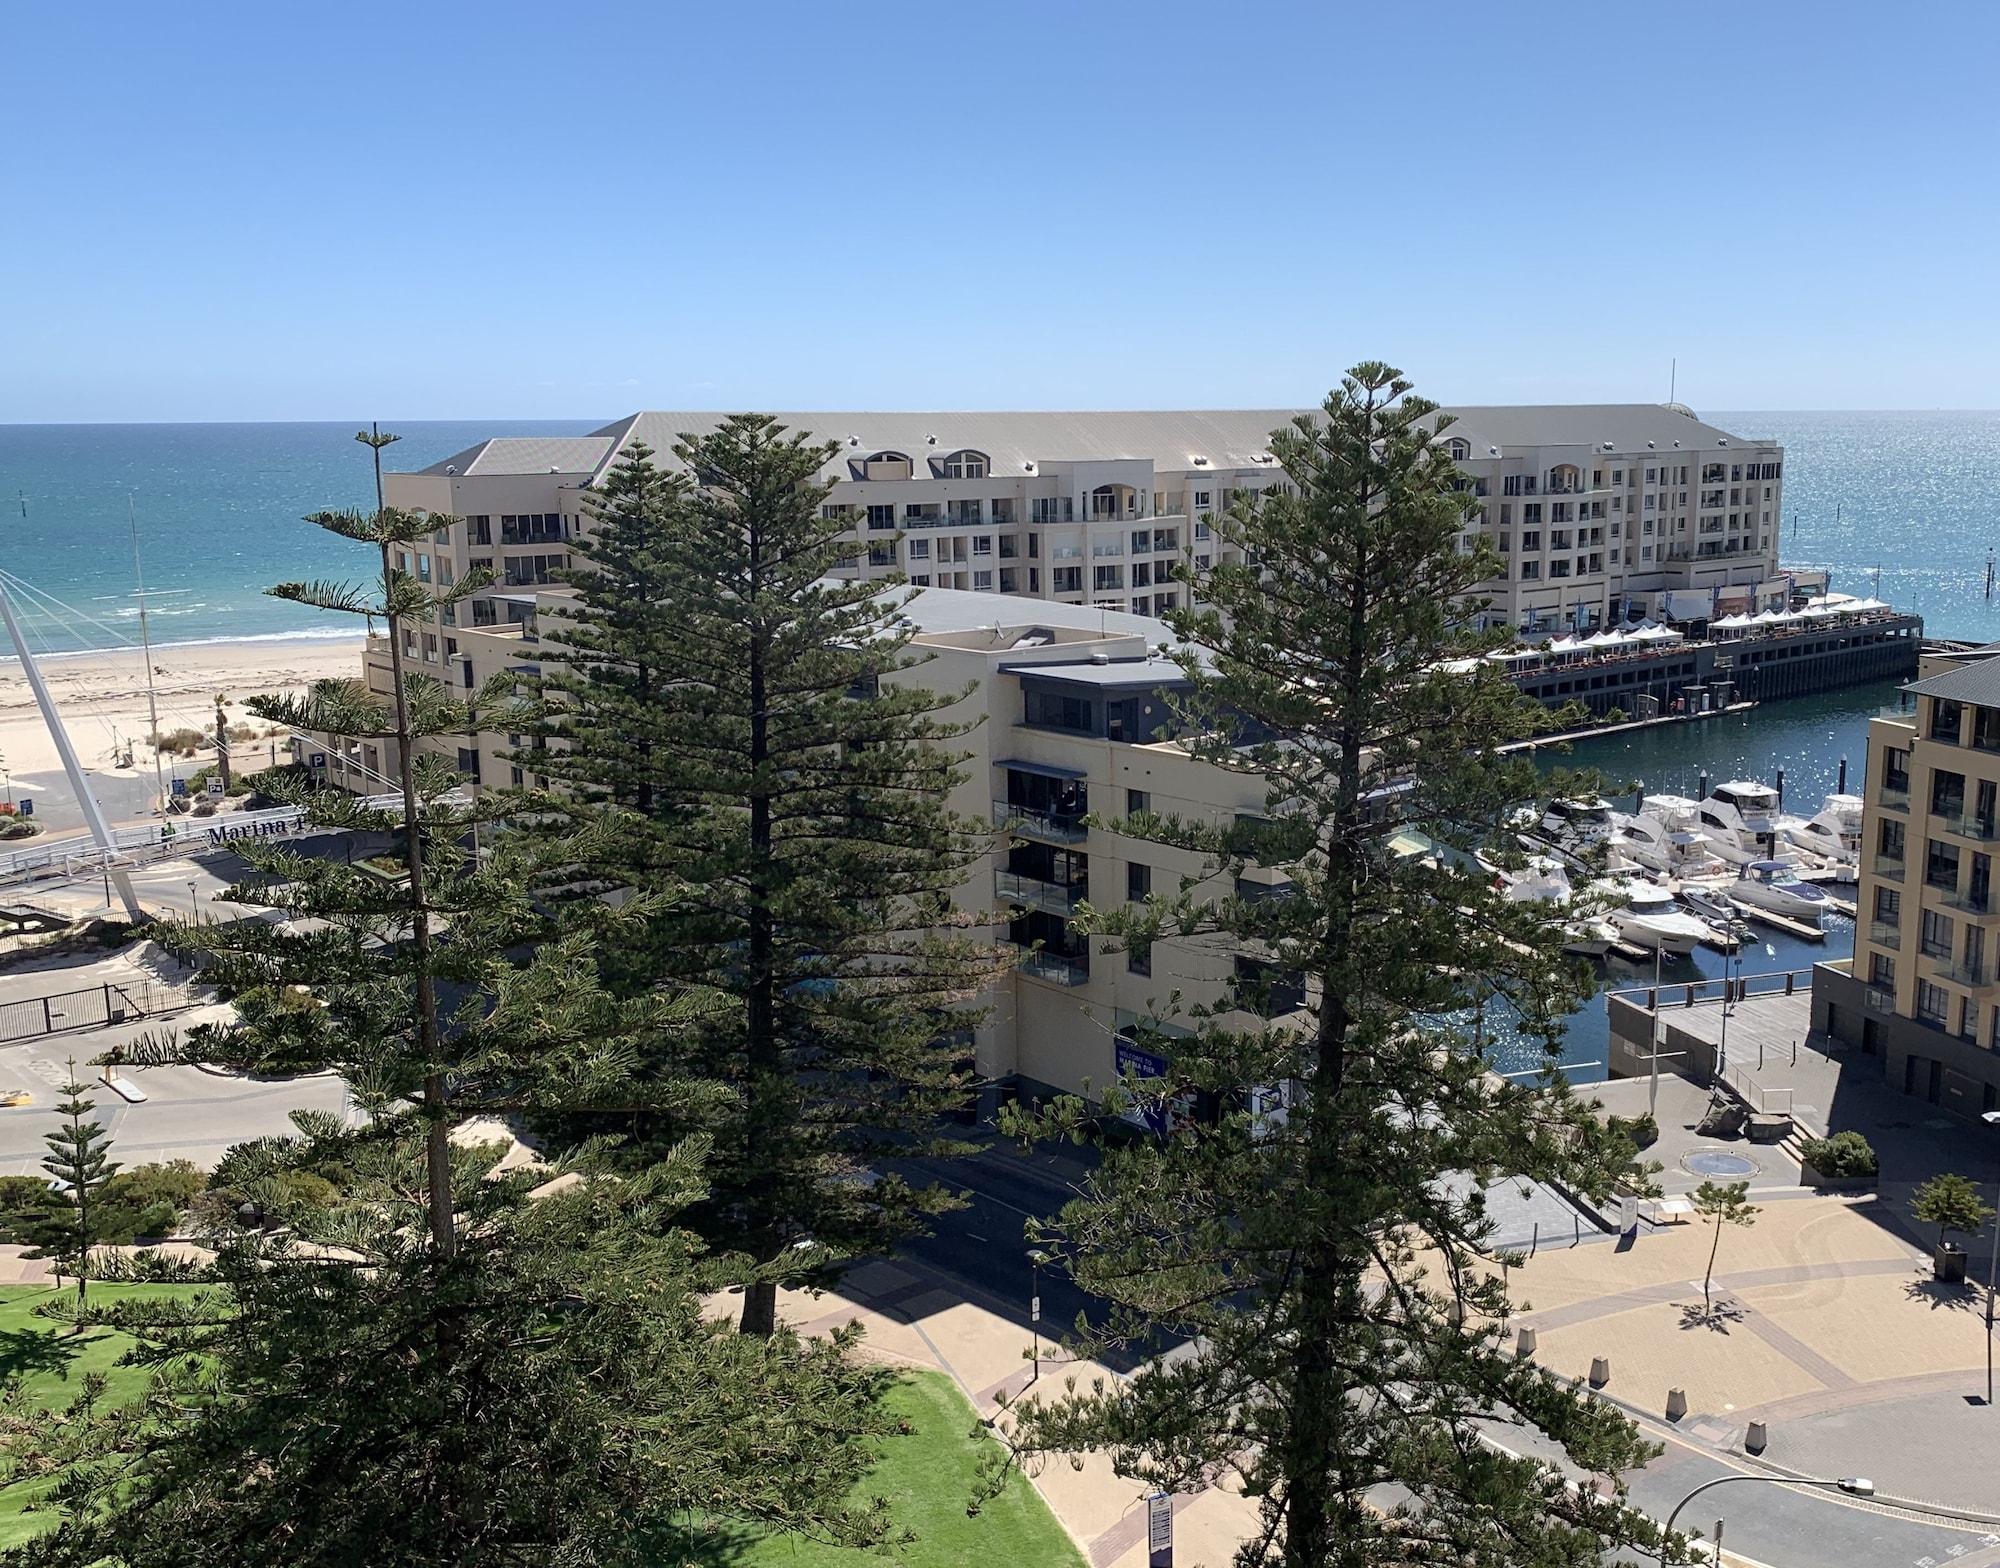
313 404 1788 1099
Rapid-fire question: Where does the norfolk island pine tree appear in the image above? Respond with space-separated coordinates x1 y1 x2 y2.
518 419 1007 1337
991 365 1664 1568
35 1060 119 1313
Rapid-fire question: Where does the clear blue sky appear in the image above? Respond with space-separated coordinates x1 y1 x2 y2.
4 1 1994 422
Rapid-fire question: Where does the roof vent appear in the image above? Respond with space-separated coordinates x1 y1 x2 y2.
548 465 559 473
1488 446 1499 456
444 464 457 475
1717 437 1729 447
847 436 860 447
1672 440 1682 448
926 434 937 444
1192 455 1209 466
1600 441 1614 451
1090 651 1111 665
1646 441 1656 449
1023 462 1035 472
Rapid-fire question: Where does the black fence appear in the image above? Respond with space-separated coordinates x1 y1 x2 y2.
0 978 192 1047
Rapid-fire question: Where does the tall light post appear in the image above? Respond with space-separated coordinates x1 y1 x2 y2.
1028 1248 1049 1383
1659 1474 1873 1566
1981 1111 2000 1406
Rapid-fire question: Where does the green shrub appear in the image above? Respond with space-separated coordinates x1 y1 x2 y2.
1801 1130 1878 1177
92 1160 209 1244
1608 1111 1659 1149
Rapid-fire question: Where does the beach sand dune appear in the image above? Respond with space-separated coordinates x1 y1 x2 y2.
0 637 365 780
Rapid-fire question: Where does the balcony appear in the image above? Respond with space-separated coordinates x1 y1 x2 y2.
994 798 1087 844
1939 813 2000 843
1865 986 1897 1013
1879 784 1910 811
1868 920 1902 949
1020 950 1089 986
1872 854 1905 881
1941 888 1996 917
996 870 1087 917
1930 954 1990 988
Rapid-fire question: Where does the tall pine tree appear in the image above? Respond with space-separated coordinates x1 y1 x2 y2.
528 417 1004 1336
996 366 1662 1566
0 433 899 1564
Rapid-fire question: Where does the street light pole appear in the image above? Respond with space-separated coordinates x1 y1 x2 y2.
1028 1249 1048 1383
1659 1474 1873 1566
1981 1111 2000 1406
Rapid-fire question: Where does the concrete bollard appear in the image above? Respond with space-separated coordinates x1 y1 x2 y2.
1665 1388 1687 1422
1515 1325 1538 1359
1589 1355 1611 1389
1745 1420 1768 1453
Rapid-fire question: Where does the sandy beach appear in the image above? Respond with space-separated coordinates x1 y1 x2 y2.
0 636 365 788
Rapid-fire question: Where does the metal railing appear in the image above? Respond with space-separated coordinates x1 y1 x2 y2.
993 799 1088 844
1019 951 1089 986
0 975 198 1047
996 870 1087 917
1720 1058 1794 1116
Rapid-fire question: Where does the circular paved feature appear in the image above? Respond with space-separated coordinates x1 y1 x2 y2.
1682 1148 1759 1178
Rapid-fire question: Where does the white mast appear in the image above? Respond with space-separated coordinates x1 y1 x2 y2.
0 581 142 920
128 498 169 818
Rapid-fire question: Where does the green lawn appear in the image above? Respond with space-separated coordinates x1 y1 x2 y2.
726 1372 1085 1568
0 1290 1086 1566
0 1282 202 1548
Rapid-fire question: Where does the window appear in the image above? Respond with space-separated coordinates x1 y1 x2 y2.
1127 788 1150 814
1874 886 1901 922
1127 862 1151 902
861 451 912 480
1926 838 1961 890
940 449 989 479
1932 699 1964 745
1917 981 1950 1027
1921 908 1955 959
1869 951 1896 988
1880 818 1905 860
971 535 993 556
866 504 896 531
907 538 929 560
972 569 993 590
1193 491 1211 510
1444 437 1471 461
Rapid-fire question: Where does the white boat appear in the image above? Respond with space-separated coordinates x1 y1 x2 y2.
1539 796 1618 852
1779 793 1864 867
1611 795 1728 879
1601 878 1714 956
1729 859 1831 926
1489 854 1616 956
1678 884 1740 926
1696 781 1806 868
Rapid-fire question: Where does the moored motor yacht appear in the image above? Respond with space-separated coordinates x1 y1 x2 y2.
1696 781 1806 868
1600 878 1713 956
1539 796 1618 852
1487 853 1617 956
1779 793 1864 868
1611 794 1728 879
1728 859 1830 926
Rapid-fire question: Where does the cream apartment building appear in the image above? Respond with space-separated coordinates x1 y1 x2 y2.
312 586 1293 1102
362 405 1786 674
1816 646 2000 1120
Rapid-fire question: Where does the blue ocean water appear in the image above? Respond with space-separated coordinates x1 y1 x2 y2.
1710 410 2000 642
0 410 1988 652
0 420 603 653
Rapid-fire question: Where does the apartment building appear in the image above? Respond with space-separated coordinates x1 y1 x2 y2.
364 405 1786 676
1816 646 2000 1119
310 587 1294 1102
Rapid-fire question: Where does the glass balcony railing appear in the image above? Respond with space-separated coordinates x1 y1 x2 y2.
1879 784 1910 810
1939 813 2000 842
1865 986 1896 1013
996 870 1087 917
1019 950 1089 986
993 799 1088 844
1930 954 1990 989
1872 854 1905 880
1868 921 1902 949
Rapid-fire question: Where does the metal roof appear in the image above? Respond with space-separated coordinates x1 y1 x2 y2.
999 655 1194 690
1904 657 2000 706
417 436 616 477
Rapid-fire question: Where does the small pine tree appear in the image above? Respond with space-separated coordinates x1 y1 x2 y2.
37 1059 119 1311
1912 1172 1995 1252
1693 1179 1761 1315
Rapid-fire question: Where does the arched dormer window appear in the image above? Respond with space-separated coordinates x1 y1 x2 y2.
860 450 912 480
1445 437 1471 462
939 449 989 479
